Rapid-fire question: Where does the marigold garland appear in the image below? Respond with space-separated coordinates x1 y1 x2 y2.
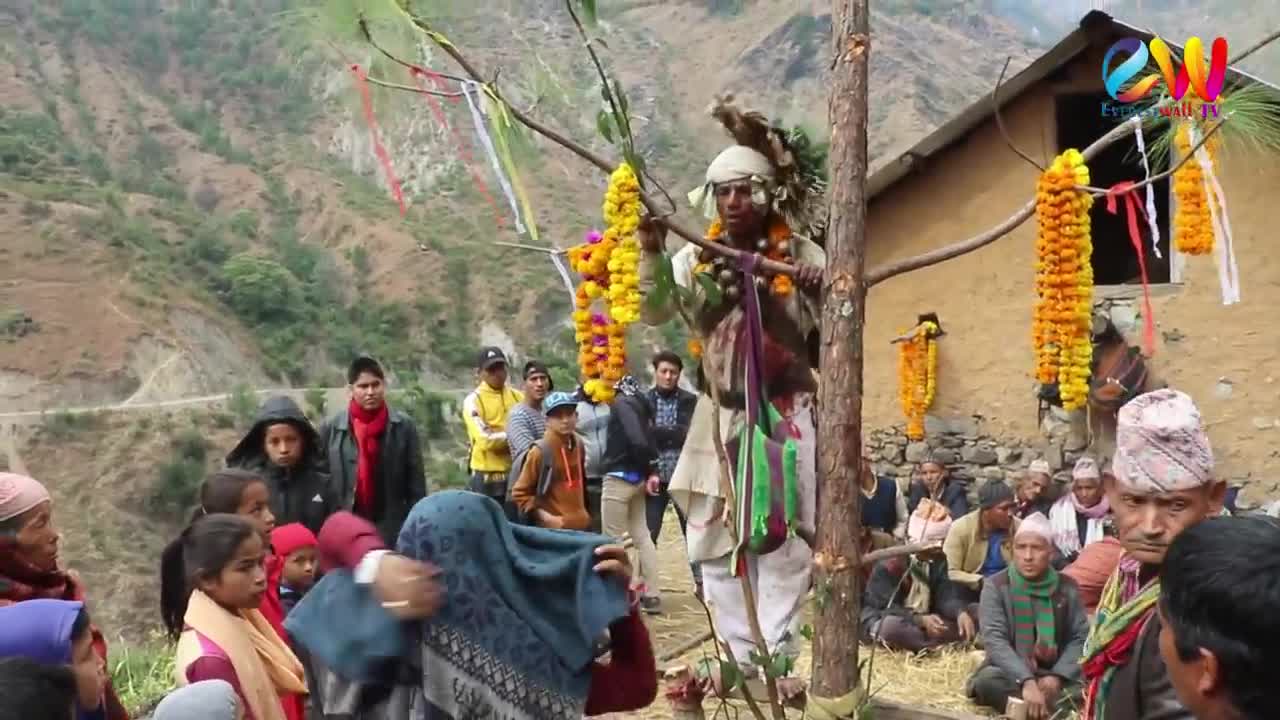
567 163 643 403
696 216 795 298
897 321 938 440
1033 149 1094 411
1172 122 1219 256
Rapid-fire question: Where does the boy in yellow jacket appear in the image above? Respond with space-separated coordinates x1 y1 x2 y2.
463 347 523 501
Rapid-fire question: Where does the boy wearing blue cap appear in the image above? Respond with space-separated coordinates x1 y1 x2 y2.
510 392 591 531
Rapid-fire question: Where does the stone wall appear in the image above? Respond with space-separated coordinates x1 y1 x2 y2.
866 414 1092 502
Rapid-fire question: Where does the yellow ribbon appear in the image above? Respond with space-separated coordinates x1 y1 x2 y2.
806 686 868 720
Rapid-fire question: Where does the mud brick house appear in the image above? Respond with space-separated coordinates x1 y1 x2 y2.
860 11 1280 502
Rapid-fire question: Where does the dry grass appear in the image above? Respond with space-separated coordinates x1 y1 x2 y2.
597 513 997 719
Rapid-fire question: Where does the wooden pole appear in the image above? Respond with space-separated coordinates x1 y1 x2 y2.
811 0 871 702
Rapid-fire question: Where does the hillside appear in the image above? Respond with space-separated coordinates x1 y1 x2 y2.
0 0 1044 413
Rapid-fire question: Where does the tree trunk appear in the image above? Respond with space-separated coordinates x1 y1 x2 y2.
811 0 871 701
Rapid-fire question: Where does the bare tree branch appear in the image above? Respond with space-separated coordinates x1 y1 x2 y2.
363 75 466 97
1076 116 1228 197
992 57 1045 172
395 16 800 277
492 241 567 254
1229 28 1280 66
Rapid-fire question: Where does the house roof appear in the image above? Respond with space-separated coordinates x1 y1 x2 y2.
867 10 1280 202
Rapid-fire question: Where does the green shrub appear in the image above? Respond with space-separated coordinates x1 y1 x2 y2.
152 457 204 514
228 383 259 426
42 411 97 440
110 637 175 716
304 387 328 421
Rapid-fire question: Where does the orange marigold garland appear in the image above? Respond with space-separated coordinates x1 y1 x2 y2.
1172 121 1218 256
695 216 795 300
567 163 643 403
1033 149 1094 411
897 320 938 440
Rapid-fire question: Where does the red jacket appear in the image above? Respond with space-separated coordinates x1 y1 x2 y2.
317 511 657 715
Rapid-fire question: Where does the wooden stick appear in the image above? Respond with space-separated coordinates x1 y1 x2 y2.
992 57 1045 172
492 241 567 255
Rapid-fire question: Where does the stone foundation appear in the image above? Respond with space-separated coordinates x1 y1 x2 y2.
866 413 1090 501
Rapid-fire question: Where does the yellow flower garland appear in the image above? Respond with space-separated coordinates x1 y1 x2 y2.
567 163 643 403
1173 122 1218 256
1033 149 1094 411
897 320 938 440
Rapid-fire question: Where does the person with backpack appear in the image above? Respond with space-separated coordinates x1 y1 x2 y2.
509 392 590 531
601 375 664 614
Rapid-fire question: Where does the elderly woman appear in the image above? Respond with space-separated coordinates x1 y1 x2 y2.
0 473 127 720
1047 457 1111 568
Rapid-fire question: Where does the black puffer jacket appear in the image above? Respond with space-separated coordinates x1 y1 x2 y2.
226 396 339 535
600 393 659 478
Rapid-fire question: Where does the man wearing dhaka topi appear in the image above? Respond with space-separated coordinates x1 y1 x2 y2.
637 98 825 701
1080 389 1224 720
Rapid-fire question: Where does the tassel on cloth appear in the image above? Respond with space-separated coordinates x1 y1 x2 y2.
1189 124 1241 305
350 64 406 217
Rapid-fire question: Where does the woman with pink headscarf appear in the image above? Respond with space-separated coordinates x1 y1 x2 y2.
1047 457 1112 567
0 473 128 720
859 500 977 652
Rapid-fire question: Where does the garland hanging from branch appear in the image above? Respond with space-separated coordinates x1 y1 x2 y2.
1173 120 1219 256
568 163 642 403
1033 149 1094 411
896 320 939 440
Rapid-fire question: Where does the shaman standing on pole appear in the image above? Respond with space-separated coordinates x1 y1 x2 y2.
637 98 826 687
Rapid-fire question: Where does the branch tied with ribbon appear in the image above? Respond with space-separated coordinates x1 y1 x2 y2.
1104 181 1157 356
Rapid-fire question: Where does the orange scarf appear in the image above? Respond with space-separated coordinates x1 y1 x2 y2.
175 591 307 720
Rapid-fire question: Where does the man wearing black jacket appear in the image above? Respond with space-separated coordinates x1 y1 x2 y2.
317 356 427 544
226 395 338 535
601 375 663 613
643 351 701 595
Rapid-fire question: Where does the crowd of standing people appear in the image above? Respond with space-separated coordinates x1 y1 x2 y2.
1 128 1278 720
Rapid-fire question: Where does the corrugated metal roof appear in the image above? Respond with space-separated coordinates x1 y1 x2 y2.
867 10 1279 202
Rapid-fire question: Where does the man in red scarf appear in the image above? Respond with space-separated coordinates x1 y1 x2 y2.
0 473 129 720
317 356 428 544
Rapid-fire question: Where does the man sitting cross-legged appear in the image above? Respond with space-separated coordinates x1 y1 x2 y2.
861 499 977 653
967 512 1089 719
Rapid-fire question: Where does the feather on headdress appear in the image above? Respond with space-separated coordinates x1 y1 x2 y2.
706 95 828 244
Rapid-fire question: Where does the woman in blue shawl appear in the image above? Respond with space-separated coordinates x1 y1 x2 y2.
0 599 108 720
289 490 658 720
